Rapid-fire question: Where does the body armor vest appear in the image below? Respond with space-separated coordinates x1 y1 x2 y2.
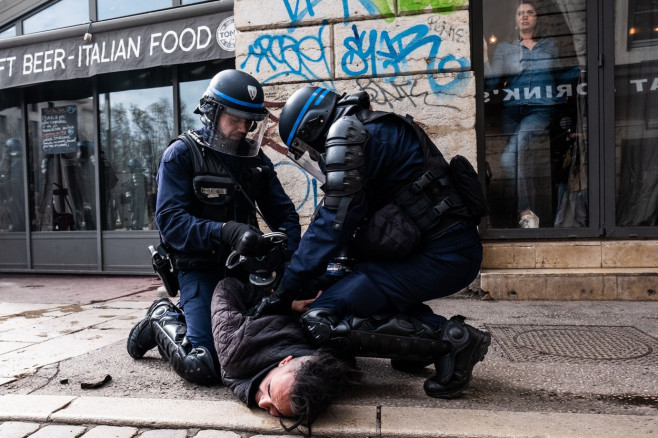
175 131 269 226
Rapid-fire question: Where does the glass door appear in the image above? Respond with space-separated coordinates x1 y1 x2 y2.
482 0 589 232
612 0 658 232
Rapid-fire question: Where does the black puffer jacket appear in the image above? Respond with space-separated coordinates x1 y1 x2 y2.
210 277 315 407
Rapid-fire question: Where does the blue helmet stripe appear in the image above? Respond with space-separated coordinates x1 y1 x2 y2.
210 87 264 109
315 88 330 104
286 87 325 147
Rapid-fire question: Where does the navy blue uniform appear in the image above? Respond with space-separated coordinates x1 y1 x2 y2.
281 118 482 330
156 130 301 358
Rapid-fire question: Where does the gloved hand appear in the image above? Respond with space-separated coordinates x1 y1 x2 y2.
235 230 277 257
221 221 260 252
251 287 293 318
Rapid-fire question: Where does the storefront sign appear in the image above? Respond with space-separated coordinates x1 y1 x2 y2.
41 105 78 155
0 11 234 88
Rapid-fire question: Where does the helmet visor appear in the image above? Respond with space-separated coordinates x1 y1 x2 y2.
204 111 271 157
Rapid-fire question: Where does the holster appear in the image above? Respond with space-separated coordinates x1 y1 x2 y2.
149 244 179 297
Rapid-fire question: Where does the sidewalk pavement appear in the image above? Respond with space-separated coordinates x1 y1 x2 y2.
0 273 656 437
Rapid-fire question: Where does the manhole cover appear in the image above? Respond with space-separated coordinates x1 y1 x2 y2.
485 324 658 364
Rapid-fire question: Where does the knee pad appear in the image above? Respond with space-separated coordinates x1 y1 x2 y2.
152 316 219 385
170 344 220 386
300 308 350 345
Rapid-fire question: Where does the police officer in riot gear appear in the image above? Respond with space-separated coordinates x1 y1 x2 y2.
127 69 301 385
253 86 490 399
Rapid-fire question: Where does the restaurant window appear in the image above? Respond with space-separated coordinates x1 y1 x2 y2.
0 26 16 40
26 81 96 232
97 0 171 21
615 0 658 227
627 0 658 48
99 68 174 231
482 0 588 230
0 89 25 232
22 0 89 35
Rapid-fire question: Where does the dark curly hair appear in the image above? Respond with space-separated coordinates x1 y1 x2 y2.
281 349 361 436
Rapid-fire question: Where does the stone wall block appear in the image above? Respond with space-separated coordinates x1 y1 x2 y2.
236 25 333 84
234 0 396 30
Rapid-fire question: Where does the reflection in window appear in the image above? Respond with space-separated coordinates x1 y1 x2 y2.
97 0 171 20
0 101 25 232
0 26 16 40
615 3 658 226
182 0 209 4
100 87 173 230
30 99 97 232
482 0 587 229
628 0 658 48
180 80 206 133
22 0 89 35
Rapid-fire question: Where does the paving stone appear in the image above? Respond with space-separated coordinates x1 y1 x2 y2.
28 424 87 438
193 430 241 438
0 395 76 422
0 421 40 438
139 429 188 438
80 425 139 438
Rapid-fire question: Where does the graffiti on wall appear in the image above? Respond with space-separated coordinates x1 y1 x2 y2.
342 22 469 94
242 0 470 95
240 23 332 84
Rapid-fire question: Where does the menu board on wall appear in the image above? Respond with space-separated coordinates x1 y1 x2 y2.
41 105 78 155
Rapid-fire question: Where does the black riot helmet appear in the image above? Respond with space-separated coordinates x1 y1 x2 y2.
278 86 341 161
195 69 270 157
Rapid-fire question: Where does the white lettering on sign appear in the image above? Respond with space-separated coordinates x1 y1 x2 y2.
78 37 141 67
0 56 16 76
22 49 66 74
630 78 658 92
149 26 212 56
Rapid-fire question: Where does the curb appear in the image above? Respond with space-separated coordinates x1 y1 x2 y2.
1 394 656 437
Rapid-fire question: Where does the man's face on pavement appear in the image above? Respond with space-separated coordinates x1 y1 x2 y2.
255 355 297 418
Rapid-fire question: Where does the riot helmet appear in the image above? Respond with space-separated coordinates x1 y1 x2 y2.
278 86 341 159
195 69 270 157
5 138 21 157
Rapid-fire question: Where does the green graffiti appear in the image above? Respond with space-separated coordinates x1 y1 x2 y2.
398 0 467 13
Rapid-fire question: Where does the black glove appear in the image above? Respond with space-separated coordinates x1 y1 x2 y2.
251 287 293 318
235 230 277 257
221 221 260 252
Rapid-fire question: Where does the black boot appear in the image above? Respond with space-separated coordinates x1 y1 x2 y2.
126 298 180 359
423 316 491 399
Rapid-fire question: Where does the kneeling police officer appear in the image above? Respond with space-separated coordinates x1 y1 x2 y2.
254 86 490 399
126 69 301 385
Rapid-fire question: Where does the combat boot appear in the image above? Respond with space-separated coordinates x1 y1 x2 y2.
423 316 491 399
126 298 181 359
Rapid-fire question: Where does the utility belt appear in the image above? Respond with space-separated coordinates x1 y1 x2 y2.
172 250 226 271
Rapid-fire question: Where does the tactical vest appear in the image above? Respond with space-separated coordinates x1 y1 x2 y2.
173 131 270 227
356 110 472 231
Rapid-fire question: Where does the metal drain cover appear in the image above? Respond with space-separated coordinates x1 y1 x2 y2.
485 324 658 364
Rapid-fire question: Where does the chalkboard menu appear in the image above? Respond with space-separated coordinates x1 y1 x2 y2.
41 105 78 155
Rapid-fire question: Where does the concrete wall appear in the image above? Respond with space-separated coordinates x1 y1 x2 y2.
233 0 474 228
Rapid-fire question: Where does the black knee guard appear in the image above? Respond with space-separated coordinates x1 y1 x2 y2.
301 309 450 361
424 315 491 399
152 315 220 386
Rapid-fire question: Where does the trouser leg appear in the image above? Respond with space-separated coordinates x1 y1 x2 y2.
301 309 490 399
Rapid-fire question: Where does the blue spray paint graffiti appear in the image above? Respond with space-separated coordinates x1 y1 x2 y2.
342 23 470 94
240 24 331 84
273 161 320 211
282 0 391 25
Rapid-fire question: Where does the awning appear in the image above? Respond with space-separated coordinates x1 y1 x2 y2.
0 2 235 88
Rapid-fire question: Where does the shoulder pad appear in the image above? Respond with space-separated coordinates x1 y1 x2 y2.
326 115 368 146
